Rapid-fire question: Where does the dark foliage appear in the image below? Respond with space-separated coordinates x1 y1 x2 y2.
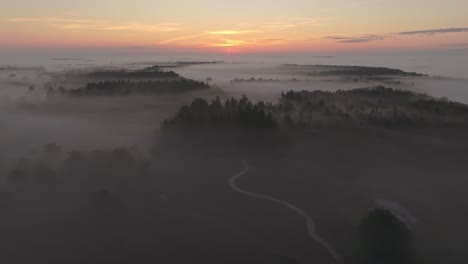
312 65 425 76
279 86 468 127
164 96 277 129
163 87 468 131
230 77 282 83
175 61 223 66
86 68 180 79
56 79 209 96
410 99 468 115
356 209 413 264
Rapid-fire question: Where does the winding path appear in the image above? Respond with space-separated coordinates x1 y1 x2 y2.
229 160 341 263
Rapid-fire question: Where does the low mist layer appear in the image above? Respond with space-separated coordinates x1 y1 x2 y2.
1 60 468 264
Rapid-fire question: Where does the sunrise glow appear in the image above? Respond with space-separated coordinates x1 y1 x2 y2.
1 1 468 53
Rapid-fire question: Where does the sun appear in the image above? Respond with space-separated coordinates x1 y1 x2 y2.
210 38 246 53
223 46 241 54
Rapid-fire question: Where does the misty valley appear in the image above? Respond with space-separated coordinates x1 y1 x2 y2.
1 61 468 264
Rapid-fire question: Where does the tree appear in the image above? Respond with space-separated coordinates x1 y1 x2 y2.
164 95 277 129
356 209 413 264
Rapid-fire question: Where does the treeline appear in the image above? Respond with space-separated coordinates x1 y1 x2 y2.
175 61 223 66
141 61 224 70
281 87 421 104
162 86 468 131
230 77 281 83
163 96 277 129
310 65 425 76
279 86 468 127
54 79 209 96
86 69 180 79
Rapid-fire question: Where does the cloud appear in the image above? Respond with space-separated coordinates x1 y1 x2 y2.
159 34 204 45
7 17 183 33
54 23 104 30
205 30 255 35
7 17 106 23
158 29 291 49
204 36 292 48
232 17 320 33
325 34 385 43
101 23 183 33
250 37 287 45
398 27 468 36
209 38 248 47
292 17 321 26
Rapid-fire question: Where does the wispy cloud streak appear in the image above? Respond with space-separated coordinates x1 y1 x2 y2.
206 30 255 35
325 34 385 43
398 27 468 35
7 17 183 33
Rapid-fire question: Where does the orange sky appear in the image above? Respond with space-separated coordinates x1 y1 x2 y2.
1 1 468 53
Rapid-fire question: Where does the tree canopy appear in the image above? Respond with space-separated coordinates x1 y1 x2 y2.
356 209 413 264
53 79 209 96
164 96 277 129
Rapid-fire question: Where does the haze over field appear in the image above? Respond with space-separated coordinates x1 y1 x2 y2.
1 1 468 264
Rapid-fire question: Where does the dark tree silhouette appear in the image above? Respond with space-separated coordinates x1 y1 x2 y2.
356 209 413 264
163 96 277 129
279 87 468 127
86 67 180 79
55 79 209 96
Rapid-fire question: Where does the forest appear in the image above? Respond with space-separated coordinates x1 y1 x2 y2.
163 96 277 129
86 67 180 79
162 86 468 131
284 65 426 76
50 79 210 96
2 63 467 264
277 86 468 127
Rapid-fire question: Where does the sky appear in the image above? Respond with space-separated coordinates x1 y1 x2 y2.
1 0 468 53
